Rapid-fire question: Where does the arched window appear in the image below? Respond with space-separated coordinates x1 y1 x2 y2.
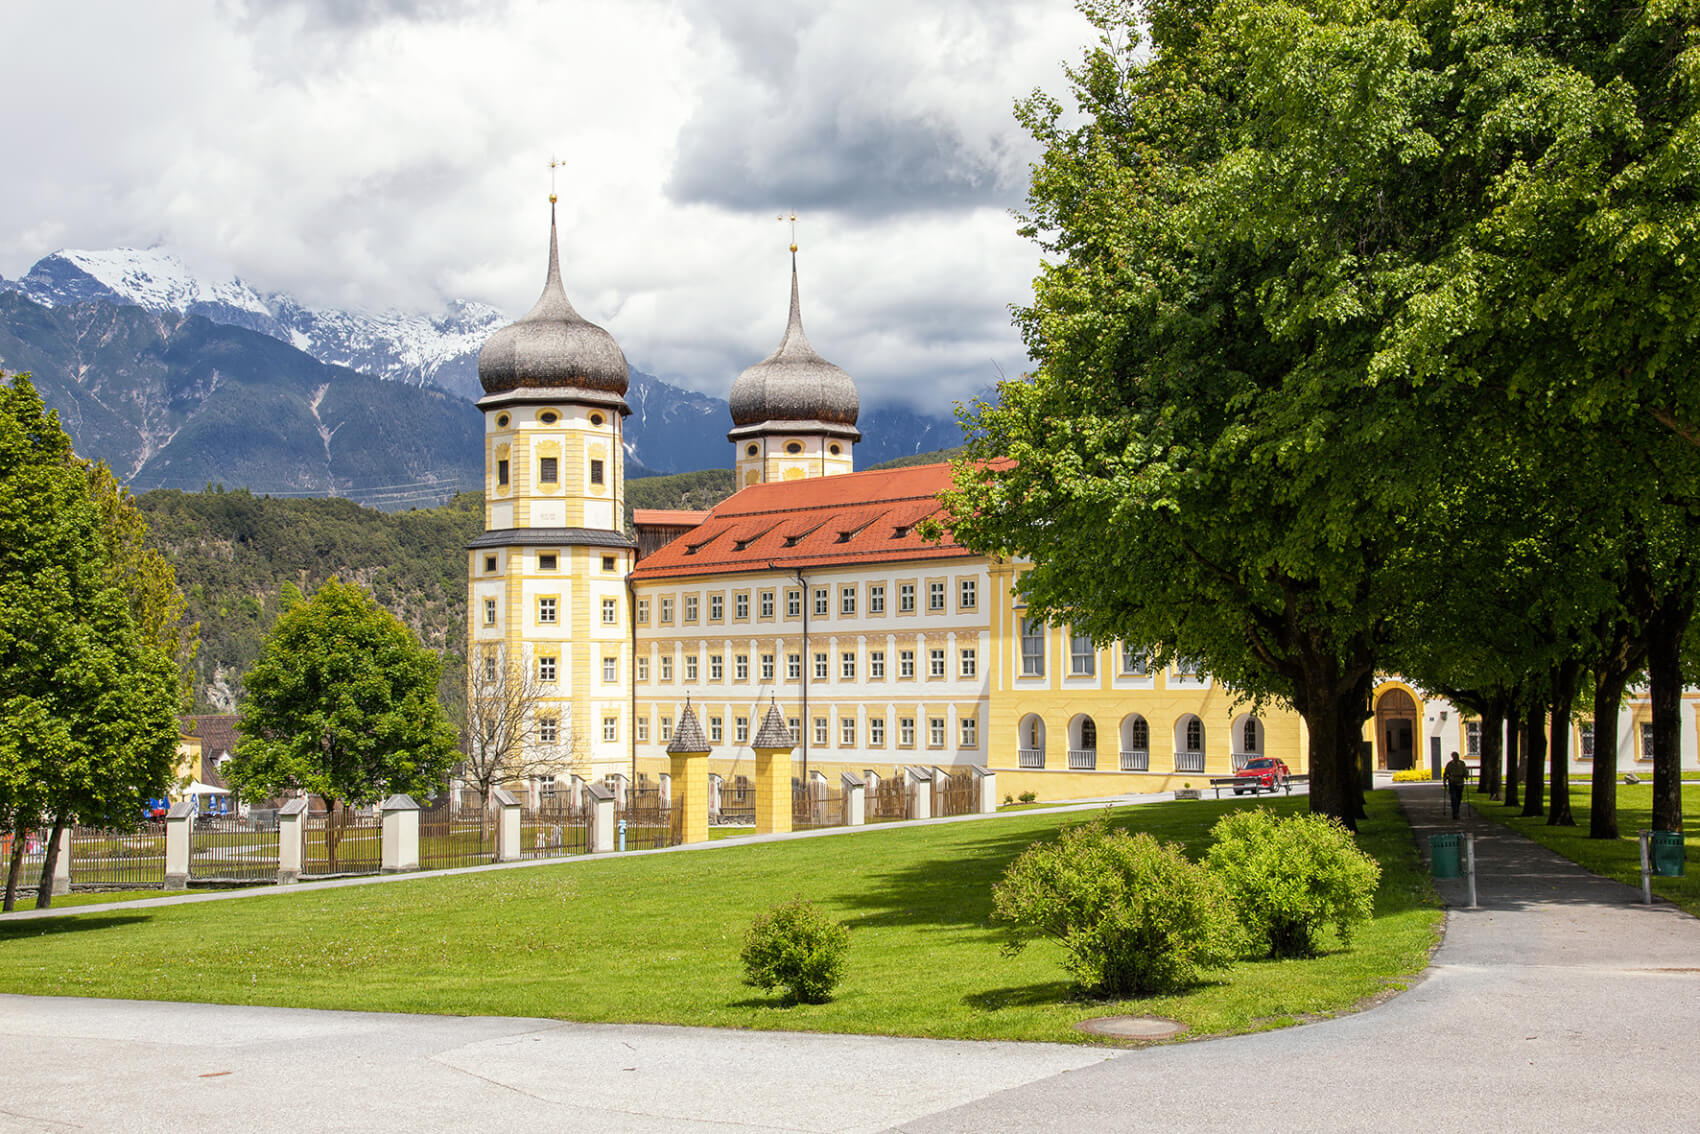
1185 719 1202 752
1129 717 1148 749
1243 719 1258 752
1080 718 1097 750
1028 718 1042 747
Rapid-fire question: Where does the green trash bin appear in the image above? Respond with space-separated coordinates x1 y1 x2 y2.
1429 833 1463 879
1649 830 1686 877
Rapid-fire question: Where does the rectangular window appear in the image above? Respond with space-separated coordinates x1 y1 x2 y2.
539 716 558 744
787 653 801 680
869 584 885 613
660 716 673 742
1175 655 1201 676
788 718 800 744
814 588 829 616
636 717 649 742
929 718 946 746
959 579 977 609
538 656 557 682
761 654 775 681
710 654 724 681
736 654 749 681
1070 631 1096 676
735 593 749 619
602 717 617 742
813 652 828 680
1021 618 1046 676
589 458 604 485
929 649 946 678
841 718 856 745
899 583 916 612
815 718 829 745
660 656 673 681
636 657 649 681
1640 722 1655 761
960 716 978 748
760 590 775 618
960 648 977 678
537 597 558 624
484 554 497 574
710 594 724 620
786 589 801 618
1120 643 1149 675
602 597 617 625
636 598 650 624
685 656 698 681
1579 721 1595 760
538 774 556 797
928 582 946 611
710 716 724 743
602 656 617 682
870 717 886 745
483 597 496 627
900 650 915 678
684 596 699 622
841 586 856 615
841 651 856 679
602 555 615 571
870 650 886 678
900 717 915 746
660 598 674 623
538 552 558 571
736 716 749 743
539 456 558 483
1465 720 1482 758
483 653 496 682
496 459 509 486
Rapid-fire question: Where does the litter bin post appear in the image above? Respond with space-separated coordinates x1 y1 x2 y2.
1650 830 1686 878
1429 833 1463 879
1640 830 1654 905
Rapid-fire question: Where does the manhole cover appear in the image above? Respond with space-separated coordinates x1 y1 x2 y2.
1075 1015 1187 1040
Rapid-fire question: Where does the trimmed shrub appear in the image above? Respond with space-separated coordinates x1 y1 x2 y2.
991 819 1243 996
1391 768 1431 783
1018 791 1037 803
1206 809 1382 958
740 899 849 1004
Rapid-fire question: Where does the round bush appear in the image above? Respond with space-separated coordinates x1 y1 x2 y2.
1205 808 1382 958
739 898 849 1004
991 819 1243 996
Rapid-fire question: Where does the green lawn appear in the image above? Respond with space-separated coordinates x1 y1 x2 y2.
1471 783 1700 916
0 792 1442 1044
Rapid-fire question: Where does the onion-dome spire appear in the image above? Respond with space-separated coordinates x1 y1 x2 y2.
728 252 859 430
477 199 629 398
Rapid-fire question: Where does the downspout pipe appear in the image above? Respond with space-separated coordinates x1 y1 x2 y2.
794 568 809 784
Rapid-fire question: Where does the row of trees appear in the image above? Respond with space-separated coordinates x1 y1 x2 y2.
946 0 1698 831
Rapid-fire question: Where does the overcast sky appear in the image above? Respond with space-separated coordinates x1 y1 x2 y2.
2 0 1093 415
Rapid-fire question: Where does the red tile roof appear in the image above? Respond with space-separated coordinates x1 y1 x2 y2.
633 509 712 527
630 463 971 579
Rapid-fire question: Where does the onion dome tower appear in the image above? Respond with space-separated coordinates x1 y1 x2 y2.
727 248 859 486
467 196 635 785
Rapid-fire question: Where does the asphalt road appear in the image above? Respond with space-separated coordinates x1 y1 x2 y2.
1 784 1693 1133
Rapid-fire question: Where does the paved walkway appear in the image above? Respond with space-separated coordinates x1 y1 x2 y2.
2 783 1694 1132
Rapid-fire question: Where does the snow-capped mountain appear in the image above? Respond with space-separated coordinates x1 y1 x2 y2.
4 247 503 401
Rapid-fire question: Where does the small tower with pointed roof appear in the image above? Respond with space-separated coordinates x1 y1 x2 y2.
468 196 635 785
728 249 859 487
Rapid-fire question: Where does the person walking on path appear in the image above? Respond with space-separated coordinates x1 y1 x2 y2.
1443 750 1469 819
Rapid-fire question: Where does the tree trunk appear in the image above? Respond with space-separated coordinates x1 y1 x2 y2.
1481 705 1505 801
1301 697 1358 831
1590 670 1629 839
1522 708 1546 817
3 816 28 912
33 815 67 910
1548 661 1578 827
1503 705 1521 809
1647 587 1692 833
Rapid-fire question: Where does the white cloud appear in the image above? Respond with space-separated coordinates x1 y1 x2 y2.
1 0 1090 415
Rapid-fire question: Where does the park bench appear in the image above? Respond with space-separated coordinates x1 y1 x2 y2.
1205 775 1310 799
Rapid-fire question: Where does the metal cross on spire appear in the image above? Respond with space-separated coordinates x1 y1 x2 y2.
548 155 565 203
777 211 798 253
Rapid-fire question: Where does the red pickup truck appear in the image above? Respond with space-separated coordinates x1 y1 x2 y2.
1234 757 1291 794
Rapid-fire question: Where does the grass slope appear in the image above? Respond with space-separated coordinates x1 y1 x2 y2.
1469 783 1700 915
0 794 1440 1044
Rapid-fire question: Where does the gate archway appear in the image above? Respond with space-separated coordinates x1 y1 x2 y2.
1375 688 1419 770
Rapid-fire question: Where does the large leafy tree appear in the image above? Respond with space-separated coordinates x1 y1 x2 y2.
227 578 459 811
0 375 185 910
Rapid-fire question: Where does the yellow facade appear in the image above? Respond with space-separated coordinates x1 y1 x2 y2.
734 434 855 487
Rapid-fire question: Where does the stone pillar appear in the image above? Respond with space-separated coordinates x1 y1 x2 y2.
906 766 933 820
667 703 712 845
586 782 615 853
164 802 194 890
380 794 420 874
277 798 308 884
492 787 522 862
972 765 997 814
752 702 795 836
841 772 866 827
51 826 72 896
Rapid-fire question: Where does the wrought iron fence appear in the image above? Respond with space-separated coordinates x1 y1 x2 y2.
866 776 911 823
303 808 382 876
6 829 50 885
418 802 496 870
520 797 589 860
791 782 843 830
190 815 280 882
616 789 678 851
70 825 165 888
933 770 978 817
713 776 755 826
